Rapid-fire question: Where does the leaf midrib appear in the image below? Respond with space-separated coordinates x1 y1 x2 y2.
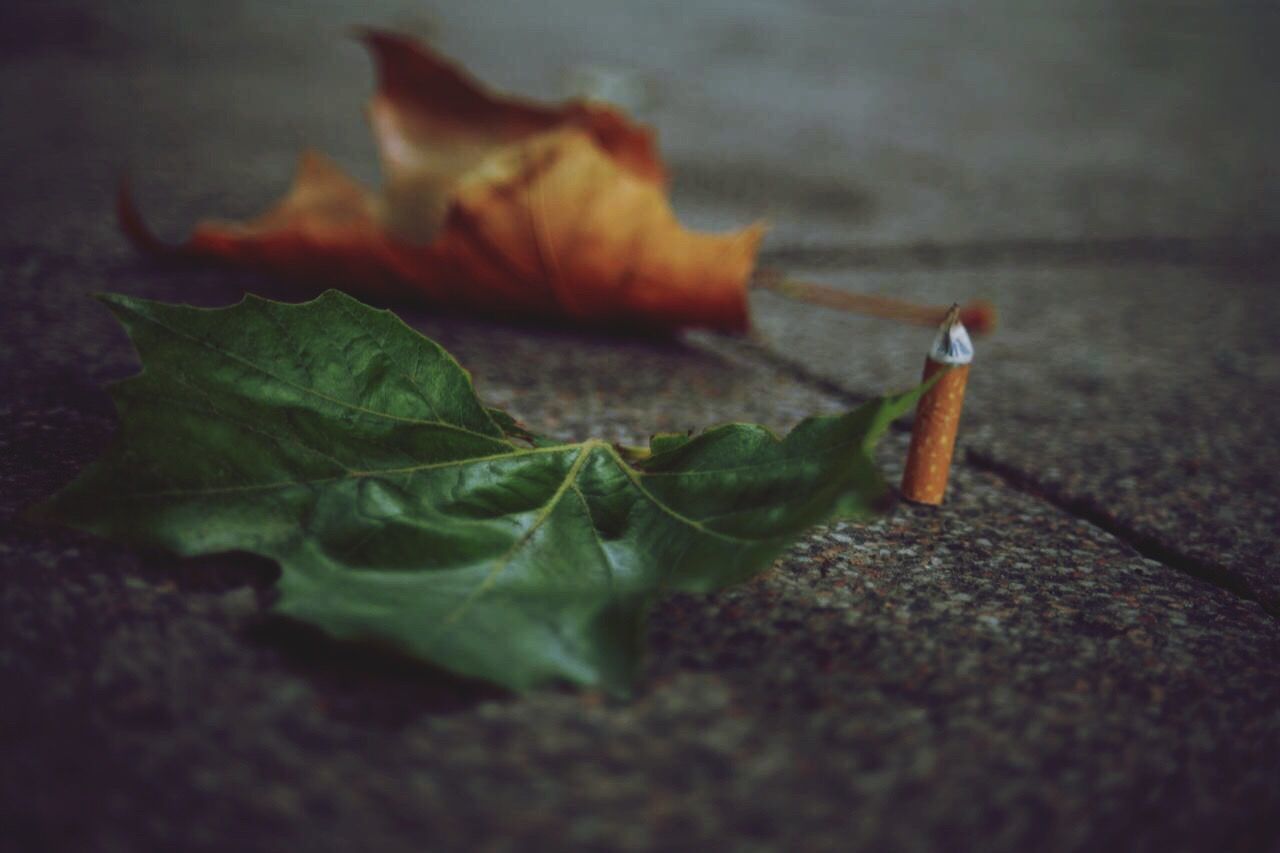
116 423 782 551
410 439 772 657
425 440 601 640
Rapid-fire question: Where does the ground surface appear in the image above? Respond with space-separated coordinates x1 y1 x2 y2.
3 2 1279 851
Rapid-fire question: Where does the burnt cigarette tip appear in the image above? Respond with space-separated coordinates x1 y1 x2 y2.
959 300 997 336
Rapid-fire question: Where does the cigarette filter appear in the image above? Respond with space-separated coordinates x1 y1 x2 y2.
901 305 973 505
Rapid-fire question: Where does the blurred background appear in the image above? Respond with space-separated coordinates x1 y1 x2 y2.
5 0 1279 254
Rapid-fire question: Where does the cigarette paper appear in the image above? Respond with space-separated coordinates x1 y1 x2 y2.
901 305 973 505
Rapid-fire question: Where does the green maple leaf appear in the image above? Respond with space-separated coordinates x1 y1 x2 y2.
38 291 925 694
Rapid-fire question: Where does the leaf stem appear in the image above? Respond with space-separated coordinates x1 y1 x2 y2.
753 267 996 335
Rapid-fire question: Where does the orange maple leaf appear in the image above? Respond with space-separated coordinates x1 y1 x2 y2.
122 31 763 333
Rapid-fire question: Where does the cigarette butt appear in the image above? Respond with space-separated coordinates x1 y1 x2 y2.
901 305 973 505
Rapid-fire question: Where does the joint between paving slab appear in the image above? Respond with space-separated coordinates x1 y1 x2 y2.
712 332 1277 620
711 332 868 407
965 448 1275 619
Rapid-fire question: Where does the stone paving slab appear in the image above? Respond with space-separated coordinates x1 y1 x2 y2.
744 258 1280 614
4 270 1280 851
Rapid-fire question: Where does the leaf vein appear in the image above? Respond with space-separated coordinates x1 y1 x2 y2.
572 483 615 594
117 444 571 499
604 448 769 544
426 443 598 641
128 307 510 446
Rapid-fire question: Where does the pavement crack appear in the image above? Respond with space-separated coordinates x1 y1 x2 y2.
699 333 870 408
705 331 1276 620
965 448 1274 619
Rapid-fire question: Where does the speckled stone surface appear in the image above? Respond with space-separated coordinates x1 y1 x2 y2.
5 3 1280 850
746 259 1280 615
5 267 1280 850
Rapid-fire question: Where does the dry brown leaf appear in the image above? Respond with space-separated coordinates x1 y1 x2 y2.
122 31 762 333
